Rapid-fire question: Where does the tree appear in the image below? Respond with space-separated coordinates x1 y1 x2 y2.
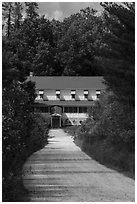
2 2 14 38
33 40 55 75
55 7 104 76
2 3 24 37
10 3 40 76
2 3 25 82
25 2 39 19
99 2 135 108
2 38 20 87
12 2 23 31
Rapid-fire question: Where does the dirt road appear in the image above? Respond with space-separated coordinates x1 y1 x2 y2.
22 129 135 202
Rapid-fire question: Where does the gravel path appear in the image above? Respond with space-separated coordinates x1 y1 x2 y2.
22 129 135 202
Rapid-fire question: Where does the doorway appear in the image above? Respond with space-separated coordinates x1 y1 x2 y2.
51 114 61 128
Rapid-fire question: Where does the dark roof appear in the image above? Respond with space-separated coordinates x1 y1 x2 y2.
34 100 95 107
27 76 106 90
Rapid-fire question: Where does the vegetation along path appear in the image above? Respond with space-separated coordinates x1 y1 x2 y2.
22 129 135 202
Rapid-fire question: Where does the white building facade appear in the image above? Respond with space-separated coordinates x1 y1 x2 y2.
28 76 106 128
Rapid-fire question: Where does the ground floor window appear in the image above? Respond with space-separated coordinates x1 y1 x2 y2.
64 106 87 113
79 107 87 113
73 107 77 113
64 106 78 113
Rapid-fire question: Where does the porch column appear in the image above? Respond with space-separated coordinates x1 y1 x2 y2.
50 116 52 128
59 116 61 127
62 106 64 113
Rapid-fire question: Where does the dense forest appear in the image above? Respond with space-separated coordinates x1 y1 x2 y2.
2 2 135 201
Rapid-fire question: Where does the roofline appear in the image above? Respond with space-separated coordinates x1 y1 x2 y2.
35 88 106 90
28 76 104 78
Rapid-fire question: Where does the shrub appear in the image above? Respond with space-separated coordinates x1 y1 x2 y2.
29 113 48 150
74 91 135 176
2 82 49 201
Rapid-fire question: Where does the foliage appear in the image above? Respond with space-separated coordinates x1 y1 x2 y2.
2 4 105 77
30 113 48 149
74 92 134 175
2 6 49 198
2 82 48 201
3 82 31 177
2 2 24 37
2 36 49 200
98 2 135 107
25 2 39 19
2 2 56 77
2 2 14 38
55 8 104 76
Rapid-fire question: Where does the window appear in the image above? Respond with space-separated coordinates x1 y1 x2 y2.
79 107 87 113
64 107 69 113
56 90 60 100
71 90 76 100
39 90 44 99
64 107 78 113
96 90 101 98
84 90 89 99
73 107 77 113
71 94 75 99
56 94 60 99
84 94 88 99
69 107 73 113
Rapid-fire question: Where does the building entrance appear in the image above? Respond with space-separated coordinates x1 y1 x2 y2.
51 114 61 128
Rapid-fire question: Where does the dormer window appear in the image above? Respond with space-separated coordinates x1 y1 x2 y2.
56 90 60 100
71 90 76 100
84 90 88 99
39 90 44 99
96 90 101 98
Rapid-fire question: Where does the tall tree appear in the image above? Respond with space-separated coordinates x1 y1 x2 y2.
2 38 19 86
25 2 39 19
2 2 14 38
12 2 23 31
99 2 135 108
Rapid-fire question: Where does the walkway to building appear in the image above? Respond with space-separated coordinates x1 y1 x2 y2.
22 129 135 202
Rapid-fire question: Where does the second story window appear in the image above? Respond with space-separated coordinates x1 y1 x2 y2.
56 90 60 100
96 90 101 98
39 90 44 99
71 90 76 100
84 90 89 100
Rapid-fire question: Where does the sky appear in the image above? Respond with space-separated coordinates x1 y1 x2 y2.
38 2 103 21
